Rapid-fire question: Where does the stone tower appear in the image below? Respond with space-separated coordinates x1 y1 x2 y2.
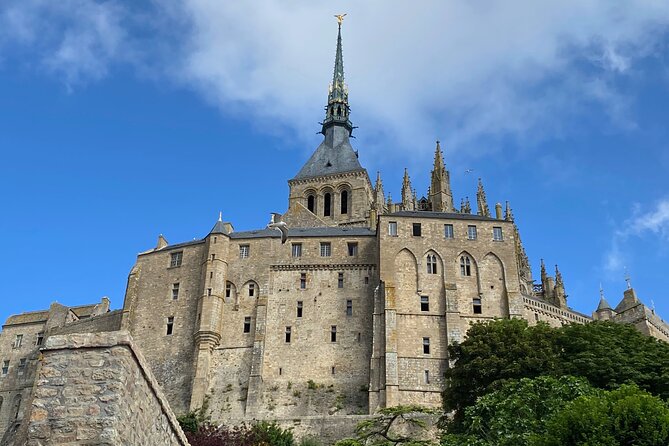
428 141 455 212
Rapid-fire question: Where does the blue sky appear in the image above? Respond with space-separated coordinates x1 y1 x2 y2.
1 1 669 323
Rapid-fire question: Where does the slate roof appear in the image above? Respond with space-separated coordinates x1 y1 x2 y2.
293 128 363 180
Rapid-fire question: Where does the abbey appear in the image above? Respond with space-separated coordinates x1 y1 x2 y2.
1 21 668 442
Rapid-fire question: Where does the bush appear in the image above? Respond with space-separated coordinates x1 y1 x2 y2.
184 421 295 446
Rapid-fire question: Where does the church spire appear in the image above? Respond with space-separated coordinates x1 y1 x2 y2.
321 17 353 136
476 178 490 217
373 171 386 214
401 168 414 210
428 140 455 212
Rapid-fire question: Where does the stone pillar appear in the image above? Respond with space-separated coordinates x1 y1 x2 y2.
382 284 400 407
245 295 268 415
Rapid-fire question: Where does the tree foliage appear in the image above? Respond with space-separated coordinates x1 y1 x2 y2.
182 421 295 446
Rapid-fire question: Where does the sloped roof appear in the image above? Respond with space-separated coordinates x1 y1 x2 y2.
4 310 49 326
293 130 363 180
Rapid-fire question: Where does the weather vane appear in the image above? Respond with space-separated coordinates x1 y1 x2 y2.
334 14 347 25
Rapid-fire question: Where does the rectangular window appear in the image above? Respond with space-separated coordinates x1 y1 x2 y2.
424 370 430 384
320 242 331 257
1 360 8 375
388 221 398 236
332 366 336 375
364 276 369 284
285 326 292 343
172 283 180 300
297 301 303 318
170 251 183 268
423 337 431 355
13 334 23 349
166 316 174 335
493 227 503 241
210 254 215 261
444 224 454 239
36 332 44 347
207 288 212 296
291 243 302 258
239 245 250 259
473 297 482 314
300 272 307 289
18 358 26 370
412 223 422 236
243 317 251 333
346 299 353 316
225 283 231 298
467 225 477 240
420 296 429 312
248 283 255 297
347 242 358 256
331 326 337 343
338 272 344 288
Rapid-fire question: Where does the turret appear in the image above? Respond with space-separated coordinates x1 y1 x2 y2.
428 141 455 212
593 284 615 320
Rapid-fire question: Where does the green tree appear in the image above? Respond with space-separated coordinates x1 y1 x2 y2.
352 405 437 445
538 385 669 446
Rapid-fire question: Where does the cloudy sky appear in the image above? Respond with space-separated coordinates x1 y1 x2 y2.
1 1 669 322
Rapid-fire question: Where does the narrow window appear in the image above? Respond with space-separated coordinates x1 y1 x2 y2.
493 227 503 241
210 254 215 261
225 282 232 298
170 251 183 267
297 301 303 318
324 193 332 217
1 361 8 375
210 271 214 279
300 273 307 289
473 297 482 314
292 243 302 258
357 332 361 342
331 326 337 343
460 256 472 276
388 221 398 236
423 337 430 354
340 190 349 214
332 366 336 375
207 288 212 296
420 296 429 312
285 326 292 343
172 283 180 300
13 334 22 349
213 236 217 243
18 358 26 370
534 313 539 322
426 255 437 274
338 272 344 288
279 367 282 375
467 225 477 240
347 242 358 256
166 316 174 335
239 245 250 259
307 195 316 213
412 223 422 236
424 370 430 384
346 299 353 316
36 333 44 347
243 317 251 333
364 276 369 284
248 283 255 297
320 242 331 257
444 224 454 239
12 396 20 420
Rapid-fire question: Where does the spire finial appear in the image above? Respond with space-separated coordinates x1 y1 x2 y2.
599 282 604 299
624 267 632 289
322 15 352 135
218 211 222 222
476 177 490 217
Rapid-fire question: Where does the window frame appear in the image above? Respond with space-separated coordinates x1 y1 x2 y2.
338 272 344 288
291 243 302 258
426 254 437 274
1 360 8 375
239 244 250 259
331 325 337 343
388 221 398 236
297 301 303 318
412 223 422 237
347 242 358 256
169 251 183 268
285 326 292 343
467 225 477 240
444 224 454 239
166 316 174 335
473 297 483 314
243 317 251 333
172 282 180 300
320 242 331 257
493 226 503 241
423 337 431 355
420 295 430 312
346 299 353 316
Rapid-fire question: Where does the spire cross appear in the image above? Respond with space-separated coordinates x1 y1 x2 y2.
599 282 604 299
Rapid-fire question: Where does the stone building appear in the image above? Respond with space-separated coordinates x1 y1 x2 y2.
1 20 668 442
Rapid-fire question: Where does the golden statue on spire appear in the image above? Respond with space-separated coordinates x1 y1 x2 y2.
334 14 347 25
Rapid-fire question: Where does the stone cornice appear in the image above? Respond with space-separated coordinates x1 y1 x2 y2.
270 263 376 271
288 169 370 187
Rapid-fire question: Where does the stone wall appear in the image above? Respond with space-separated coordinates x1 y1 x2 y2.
19 331 189 446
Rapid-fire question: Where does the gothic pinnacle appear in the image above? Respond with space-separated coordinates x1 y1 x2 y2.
505 201 514 221
476 178 490 217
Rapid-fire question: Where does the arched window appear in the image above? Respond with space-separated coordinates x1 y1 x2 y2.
426 255 437 274
340 190 349 215
460 256 472 276
307 195 316 213
324 193 332 217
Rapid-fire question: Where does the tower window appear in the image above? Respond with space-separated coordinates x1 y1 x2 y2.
423 337 430 354
324 193 332 217
341 190 349 214
169 251 183 268
239 245 250 259
424 370 430 384
320 242 331 257
421 296 429 312
207 288 212 296
225 282 232 298
444 224 454 239
18 358 26 370
467 225 477 240
2 361 8 375
297 301 303 318
166 316 174 335
412 223 422 236
285 326 292 343
36 332 44 347
211 254 216 261
332 366 336 375
388 221 398 236
300 273 307 289
292 243 302 258
338 272 344 288
473 297 482 314
493 227 503 241
13 335 23 349
347 242 358 256
346 299 353 316
248 283 255 297
427 255 437 274
243 317 251 333
172 283 180 300
307 195 316 213
460 256 472 277
331 326 337 343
